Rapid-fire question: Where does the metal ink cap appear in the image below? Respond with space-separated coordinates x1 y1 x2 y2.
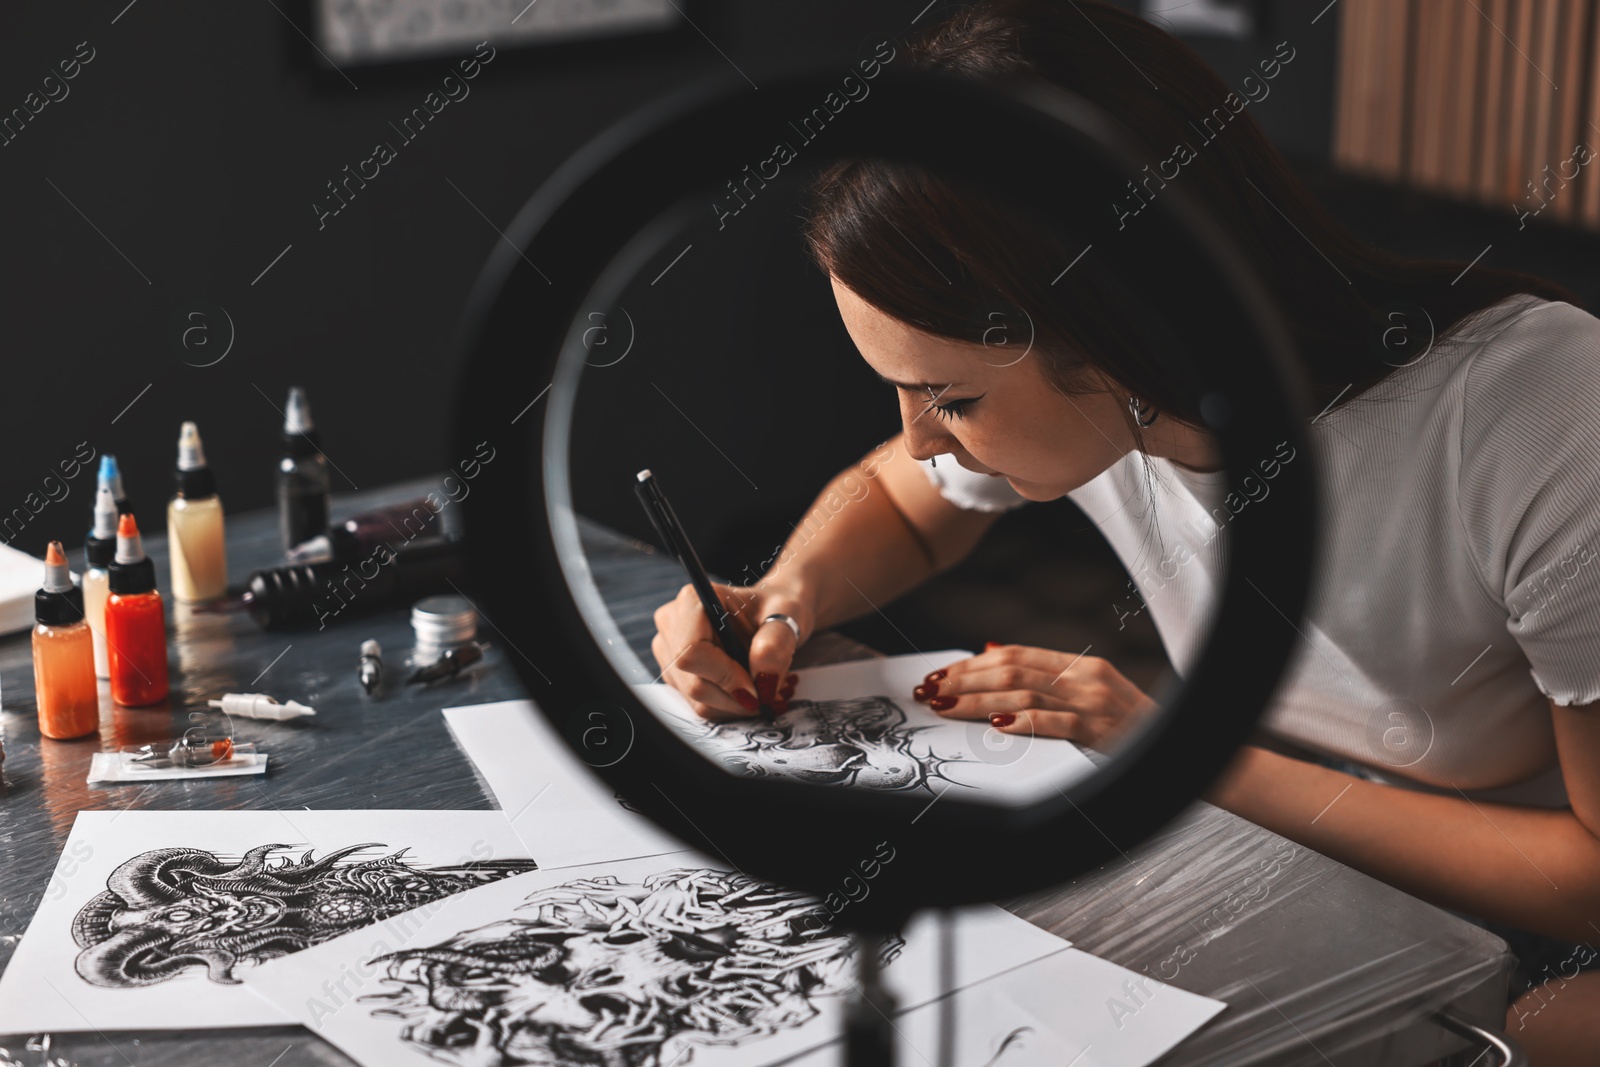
411 594 477 649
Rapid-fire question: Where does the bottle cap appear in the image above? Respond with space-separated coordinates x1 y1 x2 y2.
36 541 85 625
114 512 143 563
285 533 334 564
284 386 324 457
411 594 477 649
109 513 158 594
99 454 127 508
174 421 217 498
284 386 314 434
85 483 119 568
177 421 206 471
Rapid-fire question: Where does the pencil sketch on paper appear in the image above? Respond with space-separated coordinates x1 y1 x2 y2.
72 844 538 988
694 695 965 793
979 1026 1036 1067
360 867 905 1067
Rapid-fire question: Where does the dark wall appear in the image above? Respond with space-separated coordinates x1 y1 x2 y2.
1168 4 1338 163
0 0 923 564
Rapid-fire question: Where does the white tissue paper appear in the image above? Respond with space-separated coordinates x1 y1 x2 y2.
0 541 48 636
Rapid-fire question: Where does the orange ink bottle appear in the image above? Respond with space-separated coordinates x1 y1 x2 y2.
32 540 99 739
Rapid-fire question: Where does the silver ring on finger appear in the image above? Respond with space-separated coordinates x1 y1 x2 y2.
761 613 802 642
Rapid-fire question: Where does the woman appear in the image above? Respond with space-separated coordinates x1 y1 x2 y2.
648 1 1600 1059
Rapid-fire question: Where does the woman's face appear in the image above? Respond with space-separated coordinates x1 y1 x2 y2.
831 276 1191 500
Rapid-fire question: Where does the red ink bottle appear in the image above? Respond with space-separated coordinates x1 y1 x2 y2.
105 512 171 707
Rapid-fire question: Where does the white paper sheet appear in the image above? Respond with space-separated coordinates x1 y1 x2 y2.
0 810 535 1034
0 541 49 636
635 651 1099 806
782 947 1227 1067
243 850 1074 1067
442 699 688 868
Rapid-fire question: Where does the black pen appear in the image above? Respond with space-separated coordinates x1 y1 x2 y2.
634 469 772 721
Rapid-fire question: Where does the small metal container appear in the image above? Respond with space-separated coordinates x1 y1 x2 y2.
410 594 477 663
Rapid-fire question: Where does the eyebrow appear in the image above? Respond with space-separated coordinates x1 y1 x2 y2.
871 370 965 392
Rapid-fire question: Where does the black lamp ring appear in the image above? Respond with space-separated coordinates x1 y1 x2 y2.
454 64 1320 930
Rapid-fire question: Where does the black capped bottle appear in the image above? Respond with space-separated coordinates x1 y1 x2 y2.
278 386 331 552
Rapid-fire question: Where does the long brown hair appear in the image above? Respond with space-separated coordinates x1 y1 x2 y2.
802 0 1580 449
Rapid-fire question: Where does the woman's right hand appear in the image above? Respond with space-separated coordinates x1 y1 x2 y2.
651 582 812 721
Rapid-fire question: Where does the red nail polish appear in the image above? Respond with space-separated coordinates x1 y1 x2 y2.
784 673 799 687
755 672 778 702
984 641 1002 651
779 683 796 699
772 697 790 714
990 712 1016 728
929 696 957 711
924 669 947 683
733 689 759 712
913 681 939 702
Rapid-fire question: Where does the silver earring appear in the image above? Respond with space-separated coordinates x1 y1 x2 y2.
1129 394 1159 427
931 455 937 467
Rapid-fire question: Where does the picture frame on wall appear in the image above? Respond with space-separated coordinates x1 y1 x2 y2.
309 0 684 68
1141 0 1260 39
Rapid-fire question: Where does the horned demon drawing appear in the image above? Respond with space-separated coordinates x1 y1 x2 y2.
362 867 901 1067
71 843 537 988
700 695 961 792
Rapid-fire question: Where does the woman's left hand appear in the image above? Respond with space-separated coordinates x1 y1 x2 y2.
912 642 1160 747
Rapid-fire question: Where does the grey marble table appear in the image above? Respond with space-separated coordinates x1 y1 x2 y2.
0 477 1512 1066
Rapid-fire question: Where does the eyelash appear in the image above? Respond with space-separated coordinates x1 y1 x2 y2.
924 395 982 421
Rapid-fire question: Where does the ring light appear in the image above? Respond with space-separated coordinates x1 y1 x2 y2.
454 63 1320 933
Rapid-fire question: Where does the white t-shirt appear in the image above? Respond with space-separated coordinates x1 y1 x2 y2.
921 293 1600 808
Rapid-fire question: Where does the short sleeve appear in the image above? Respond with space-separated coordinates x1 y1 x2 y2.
918 455 1030 513
1457 299 1600 707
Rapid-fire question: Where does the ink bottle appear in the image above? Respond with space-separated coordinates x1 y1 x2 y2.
167 420 228 602
32 540 99 739
106 513 171 706
278 386 331 552
83 483 118 678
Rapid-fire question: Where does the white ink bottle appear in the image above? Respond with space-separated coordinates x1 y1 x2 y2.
83 482 118 678
167 420 228 603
